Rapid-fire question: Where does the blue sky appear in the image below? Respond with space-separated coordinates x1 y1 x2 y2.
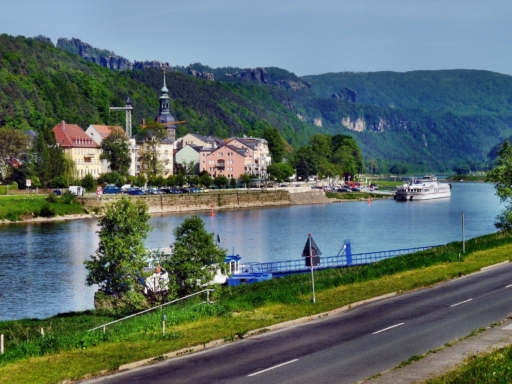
2 0 512 76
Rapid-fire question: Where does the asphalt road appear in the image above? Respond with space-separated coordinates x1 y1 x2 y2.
83 263 512 384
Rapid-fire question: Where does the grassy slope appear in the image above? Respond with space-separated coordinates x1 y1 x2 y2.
0 195 86 221
1 232 512 383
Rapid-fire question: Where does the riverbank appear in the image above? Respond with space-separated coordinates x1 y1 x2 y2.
0 189 332 224
0 189 398 225
1 231 511 383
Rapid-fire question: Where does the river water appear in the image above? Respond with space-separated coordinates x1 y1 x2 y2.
0 183 502 321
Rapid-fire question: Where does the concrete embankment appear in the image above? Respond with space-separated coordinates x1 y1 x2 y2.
76 188 331 214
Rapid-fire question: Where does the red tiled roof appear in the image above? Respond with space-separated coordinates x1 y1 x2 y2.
52 121 98 148
91 125 125 139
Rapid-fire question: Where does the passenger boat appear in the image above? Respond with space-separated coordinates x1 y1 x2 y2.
394 175 451 201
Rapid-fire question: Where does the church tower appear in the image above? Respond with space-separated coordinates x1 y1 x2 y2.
155 70 176 142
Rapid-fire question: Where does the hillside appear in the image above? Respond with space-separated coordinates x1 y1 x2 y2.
0 34 314 146
3 33 512 172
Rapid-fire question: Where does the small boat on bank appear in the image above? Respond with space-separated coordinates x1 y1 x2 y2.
394 175 451 201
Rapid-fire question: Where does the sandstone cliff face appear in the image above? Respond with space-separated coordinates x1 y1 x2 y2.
225 67 268 83
313 117 323 127
56 37 171 71
274 79 311 91
342 117 366 132
188 66 215 80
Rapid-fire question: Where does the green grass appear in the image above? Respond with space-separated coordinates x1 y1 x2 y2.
425 344 512 383
1 231 512 383
0 194 86 221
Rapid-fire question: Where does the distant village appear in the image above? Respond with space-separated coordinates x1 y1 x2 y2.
52 73 271 185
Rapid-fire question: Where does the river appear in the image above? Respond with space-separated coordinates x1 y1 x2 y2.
0 183 502 321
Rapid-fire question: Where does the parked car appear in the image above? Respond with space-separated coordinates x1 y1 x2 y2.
52 189 62 195
128 188 144 195
337 187 352 192
103 185 121 194
351 187 361 192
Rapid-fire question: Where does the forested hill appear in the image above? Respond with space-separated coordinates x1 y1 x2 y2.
3 33 512 172
291 69 512 172
0 34 314 146
301 70 512 116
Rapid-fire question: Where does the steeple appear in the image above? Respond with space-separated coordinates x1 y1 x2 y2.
159 70 170 114
155 69 176 126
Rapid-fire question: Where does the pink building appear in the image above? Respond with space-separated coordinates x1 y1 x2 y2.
199 144 247 179
223 137 271 178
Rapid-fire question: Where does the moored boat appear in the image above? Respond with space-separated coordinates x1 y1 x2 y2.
394 175 451 201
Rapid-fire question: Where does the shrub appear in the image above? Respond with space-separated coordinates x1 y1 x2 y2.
45 193 58 203
39 203 56 218
61 191 75 205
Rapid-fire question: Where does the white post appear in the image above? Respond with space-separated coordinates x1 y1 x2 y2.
1 334 4 354
40 328 44 337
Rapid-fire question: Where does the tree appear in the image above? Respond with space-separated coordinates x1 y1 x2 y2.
164 216 226 297
199 172 213 188
81 173 95 191
487 140 512 230
229 177 237 188
136 121 168 177
263 126 286 163
214 175 229 188
296 156 309 181
267 162 294 183
97 171 126 187
84 198 151 302
100 126 131 175
240 173 252 187
0 128 31 179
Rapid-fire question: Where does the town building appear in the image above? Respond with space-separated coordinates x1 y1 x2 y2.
52 121 102 178
223 137 271 179
175 145 203 174
85 124 139 176
174 132 223 150
199 144 247 179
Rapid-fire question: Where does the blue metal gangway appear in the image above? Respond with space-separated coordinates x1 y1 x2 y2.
238 242 440 278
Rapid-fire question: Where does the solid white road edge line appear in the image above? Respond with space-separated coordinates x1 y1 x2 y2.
450 298 473 307
247 359 299 377
372 323 404 335
506 284 512 288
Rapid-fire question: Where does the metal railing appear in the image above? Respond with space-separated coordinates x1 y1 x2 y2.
88 289 214 333
239 245 440 276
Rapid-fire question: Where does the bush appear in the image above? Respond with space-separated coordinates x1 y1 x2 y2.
39 203 56 218
45 193 58 203
61 191 75 205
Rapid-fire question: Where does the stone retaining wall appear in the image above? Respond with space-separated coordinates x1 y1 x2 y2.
77 190 292 214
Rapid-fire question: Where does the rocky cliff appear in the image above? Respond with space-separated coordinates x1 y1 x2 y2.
56 37 172 71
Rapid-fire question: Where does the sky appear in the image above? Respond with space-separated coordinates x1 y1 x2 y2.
1 0 512 77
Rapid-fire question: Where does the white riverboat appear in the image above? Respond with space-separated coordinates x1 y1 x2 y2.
394 175 451 201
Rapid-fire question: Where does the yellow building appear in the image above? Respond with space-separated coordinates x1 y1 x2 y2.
52 121 102 178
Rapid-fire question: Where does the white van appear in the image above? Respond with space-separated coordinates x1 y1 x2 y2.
69 186 84 196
